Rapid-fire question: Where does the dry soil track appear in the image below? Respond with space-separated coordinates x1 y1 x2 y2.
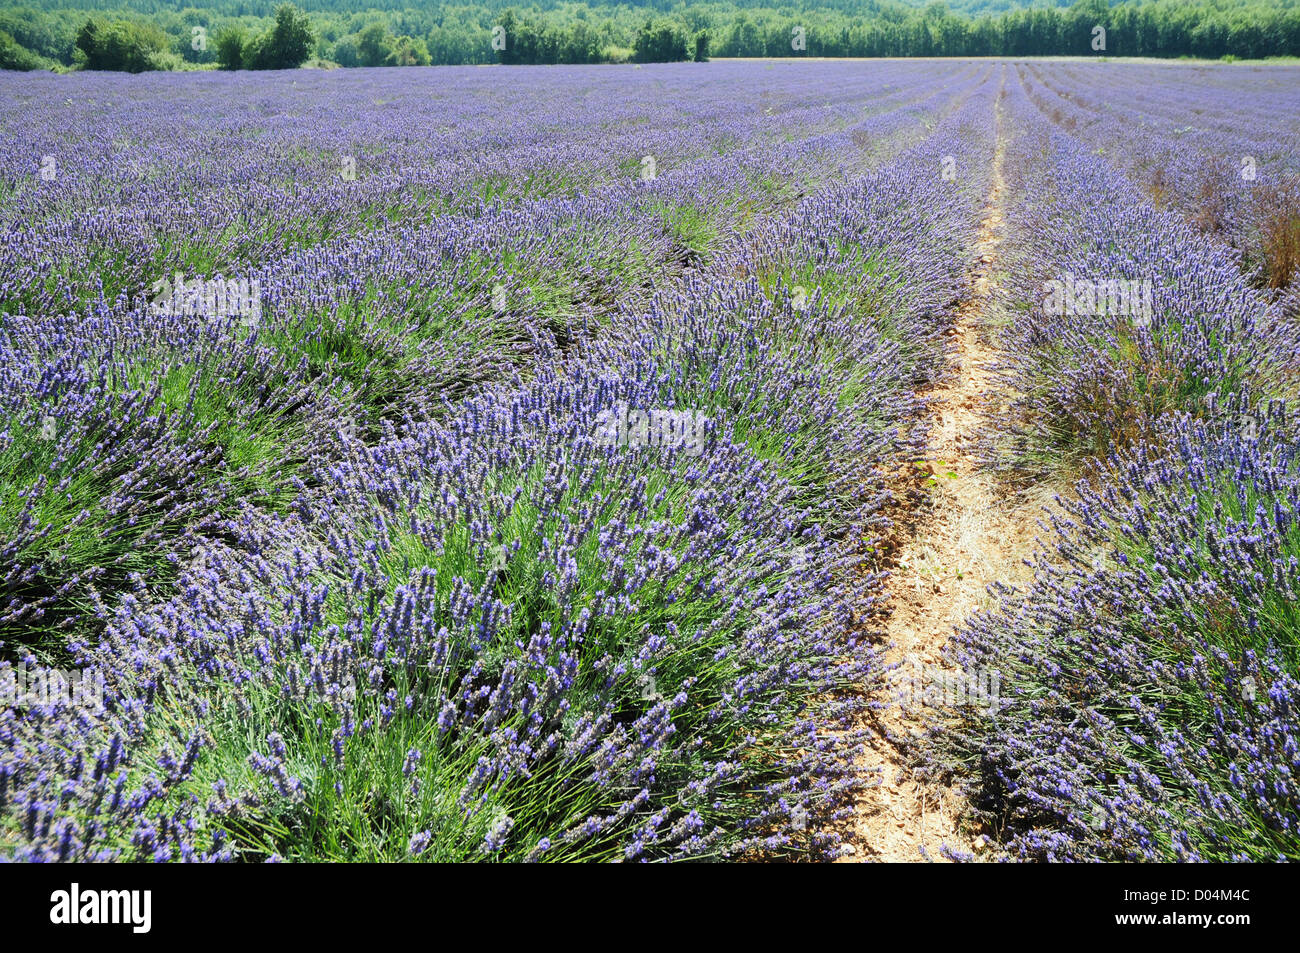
839 94 1045 862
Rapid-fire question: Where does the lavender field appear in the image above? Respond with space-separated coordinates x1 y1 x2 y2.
1 60 1298 863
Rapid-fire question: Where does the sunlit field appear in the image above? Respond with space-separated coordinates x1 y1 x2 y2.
2 59 1299 863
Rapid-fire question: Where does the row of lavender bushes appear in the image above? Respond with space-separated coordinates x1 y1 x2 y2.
0 68 995 860
1018 62 1300 302
0 62 971 316
0 65 969 662
931 73 1300 862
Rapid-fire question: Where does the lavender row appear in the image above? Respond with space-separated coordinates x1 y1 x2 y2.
985 70 1294 474
940 409 1300 861
1018 62 1300 294
0 69 996 862
930 71 1300 862
0 62 975 316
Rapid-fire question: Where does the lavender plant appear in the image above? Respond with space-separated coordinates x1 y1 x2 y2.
988 76 1295 475
939 409 1300 861
1 63 999 861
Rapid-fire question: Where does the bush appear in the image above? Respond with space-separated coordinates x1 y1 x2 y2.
1251 177 1300 290
74 17 172 73
937 411 1300 861
0 9 77 65
244 4 314 71
330 36 359 68
214 26 245 70
692 30 711 62
355 22 391 67
386 35 430 67
328 24 428 69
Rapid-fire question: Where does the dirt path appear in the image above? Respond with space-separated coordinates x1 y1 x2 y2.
839 91 1041 862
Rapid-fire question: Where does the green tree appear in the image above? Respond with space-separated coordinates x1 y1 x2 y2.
244 3 313 70
692 29 710 62
356 21 392 66
386 34 430 66
74 17 171 72
73 16 97 62
0 27 46 69
214 25 244 69
3 0 1299 71
495 9 520 65
633 19 687 63
331 34 359 67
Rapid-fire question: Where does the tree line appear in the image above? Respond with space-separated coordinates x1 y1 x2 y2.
3 1 1299 72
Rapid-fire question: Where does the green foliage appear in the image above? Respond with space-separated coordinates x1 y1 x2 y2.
214 24 244 68
0 26 49 69
330 33 359 66
355 20 391 66
0 7 76 63
74 16 171 72
243 3 313 70
334 20 429 66
4 0 1300 71
386 34 430 66
319 19 431 66
493 8 604 65
692 29 711 63
633 19 688 63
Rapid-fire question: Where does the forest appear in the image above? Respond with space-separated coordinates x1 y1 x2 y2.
1 0 1299 71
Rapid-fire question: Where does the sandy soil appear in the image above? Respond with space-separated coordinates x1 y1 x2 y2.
837 95 1046 862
